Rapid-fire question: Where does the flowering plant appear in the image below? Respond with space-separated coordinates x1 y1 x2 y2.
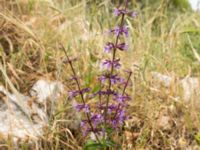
60 0 137 149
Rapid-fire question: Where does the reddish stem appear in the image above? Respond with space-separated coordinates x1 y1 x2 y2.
60 44 100 143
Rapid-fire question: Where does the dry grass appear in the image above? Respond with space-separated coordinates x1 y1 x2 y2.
0 0 200 149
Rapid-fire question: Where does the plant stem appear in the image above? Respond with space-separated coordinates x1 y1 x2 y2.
104 0 129 133
113 71 132 120
60 44 100 143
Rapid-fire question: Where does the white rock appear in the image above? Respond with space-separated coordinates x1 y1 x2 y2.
30 79 64 103
150 72 200 103
0 86 42 140
151 72 173 88
180 77 200 103
0 79 64 142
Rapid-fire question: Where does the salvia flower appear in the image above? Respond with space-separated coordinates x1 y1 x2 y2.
114 8 129 16
104 42 128 53
97 89 117 96
112 25 129 37
116 43 128 51
101 59 121 70
107 104 118 114
104 42 115 53
110 74 123 84
90 113 104 127
114 8 138 18
114 94 131 103
64 0 133 145
68 90 78 99
68 88 90 99
99 74 123 85
73 103 90 113
115 109 126 126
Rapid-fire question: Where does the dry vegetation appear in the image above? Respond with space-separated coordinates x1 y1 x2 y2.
0 0 200 149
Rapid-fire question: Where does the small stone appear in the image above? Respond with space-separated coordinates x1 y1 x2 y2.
157 116 172 130
151 72 173 88
180 77 200 103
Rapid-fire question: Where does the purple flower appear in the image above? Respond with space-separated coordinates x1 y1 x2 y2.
82 127 90 137
97 89 117 96
99 75 107 83
118 110 126 124
114 8 138 18
64 0 134 142
104 42 128 54
99 74 123 85
111 120 118 128
73 103 90 113
114 8 121 16
115 109 126 126
90 113 104 127
110 74 123 84
68 90 79 99
80 121 87 128
114 8 129 16
108 104 118 114
101 59 121 70
104 42 115 53
131 12 138 18
116 43 128 51
109 109 127 129
114 26 129 37
68 88 90 99
114 94 131 103
81 88 90 94
91 89 117 99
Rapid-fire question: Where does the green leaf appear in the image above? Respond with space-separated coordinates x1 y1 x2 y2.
92 84 100 93
105 127 113 135
105 140 117 147
83 143 105 150
180 27 200 34
195 133 200 145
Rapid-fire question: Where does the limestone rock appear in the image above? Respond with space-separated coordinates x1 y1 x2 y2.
0 79 64 142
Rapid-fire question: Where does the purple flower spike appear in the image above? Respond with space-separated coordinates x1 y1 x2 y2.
114 8 138 18
111 120 118 129
80 121 87 128
99 74 122 85
81 88 90 94
68 89 82 100
101 59 121 70
114 8 121 16
68 88 90 100
108 104 118 114
116 43 128 51
114 94 131 103
74 103 90 113
114 26 129 37
111 109 127 129
90 113 104 127
104 42 115 53
98 89 117 96
101 60 111 70
65 0 134 141
114 8 129 16
118 110 126 125
110 74 123 85
99 75 107 83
